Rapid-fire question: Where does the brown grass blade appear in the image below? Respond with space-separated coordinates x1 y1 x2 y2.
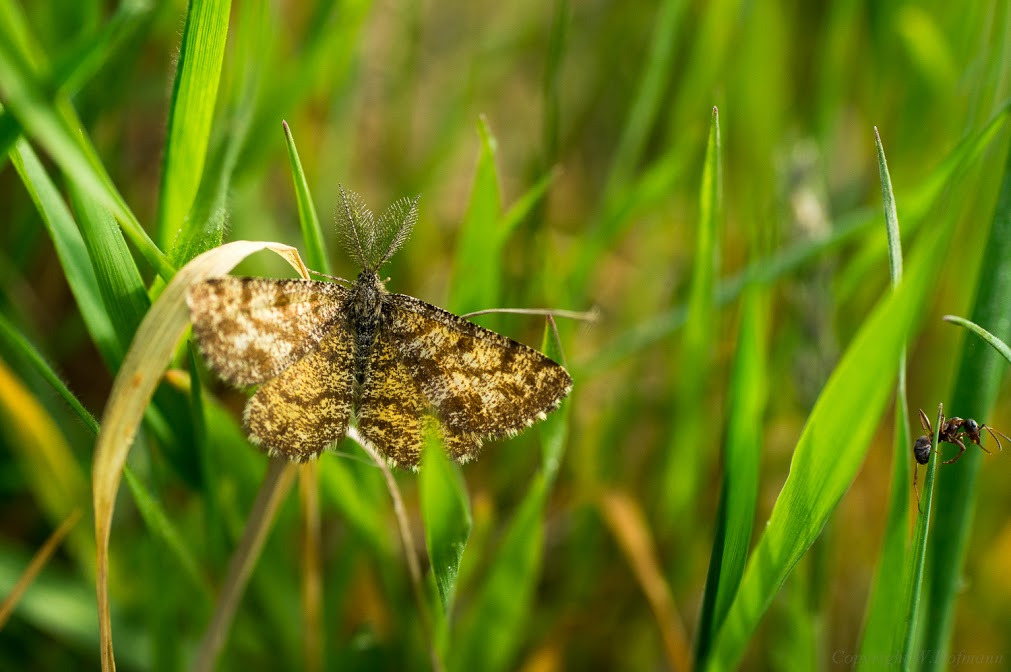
598 490 691 672
0 509 83 629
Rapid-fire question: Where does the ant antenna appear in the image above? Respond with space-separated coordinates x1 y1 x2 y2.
983 424 1011 452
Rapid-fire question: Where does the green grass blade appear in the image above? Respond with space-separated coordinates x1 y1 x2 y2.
449 116 502 316
450 476 547 672
51 0 154 98
67 181 150 352
942 315 1011 366
662 106 721 517
921 139 1011 671
283 120 331 274
167 0 268 267
122 466 214 600
420 431 472 618
0 39 173 281
156 0 232 247
602 0 683 194
539 318 571 485
9 139 120 367
586 103 1011 377
695 287 767 667
902 404 942 665
317 458 393 559
857 128 913 664
0 312 100 435
704 210 951 672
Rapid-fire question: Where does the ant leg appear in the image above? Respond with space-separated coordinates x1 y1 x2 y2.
942 437 968 464
918 408 932 435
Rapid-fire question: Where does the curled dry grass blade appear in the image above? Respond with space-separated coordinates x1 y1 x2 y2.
0 510 82 631
93 241 310 672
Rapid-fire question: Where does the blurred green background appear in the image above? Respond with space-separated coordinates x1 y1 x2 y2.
1 0 1010 670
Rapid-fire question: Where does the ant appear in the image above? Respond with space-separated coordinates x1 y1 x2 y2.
912 407 1010 512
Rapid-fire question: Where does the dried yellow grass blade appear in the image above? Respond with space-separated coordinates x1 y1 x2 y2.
93 241 310 672
0 509 82 630
598 490 691 672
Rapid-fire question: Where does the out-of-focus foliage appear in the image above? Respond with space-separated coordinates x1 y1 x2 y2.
0 0 1009 670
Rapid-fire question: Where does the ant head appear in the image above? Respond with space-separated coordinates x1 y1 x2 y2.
965 418 979 434
913 435 932 465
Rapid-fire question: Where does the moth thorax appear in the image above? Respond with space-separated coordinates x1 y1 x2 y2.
349 270 387 324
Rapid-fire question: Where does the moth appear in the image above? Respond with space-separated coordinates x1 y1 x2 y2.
187 186 572 467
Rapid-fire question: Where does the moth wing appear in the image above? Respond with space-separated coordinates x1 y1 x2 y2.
188 277 347 386
244 322 356 461
382 294 573 462
353 323 436 469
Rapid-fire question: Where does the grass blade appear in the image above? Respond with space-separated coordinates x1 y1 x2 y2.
539 317 571 485
420 430 472 644
67 181 150 352
421 431 472 615
0 312 100 435
662 106 721 518
0 360 92 571
942 315 1011 366
157 0 233 247
449 116 503 316
857 128 914 664
283 120 332 274
704 206 951 672
0 510 82 630
0 36 173 280
695 287 767 666
902 404 943 665
921 139 1011 671
599 490 691 671
121 466 213 600
9 138 120 367
93 241 309 671
192 457 296 672
451 476 547 672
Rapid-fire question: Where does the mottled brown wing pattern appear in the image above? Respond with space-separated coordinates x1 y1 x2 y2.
374 294 573 465
187 277 347 386
353 328 442 467
243 324 356 461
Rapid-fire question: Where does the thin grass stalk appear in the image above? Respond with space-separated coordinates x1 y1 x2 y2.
347 427 444 672
193 457 296 672
298 462 323 672
902 404 943 667
0 509 82 629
